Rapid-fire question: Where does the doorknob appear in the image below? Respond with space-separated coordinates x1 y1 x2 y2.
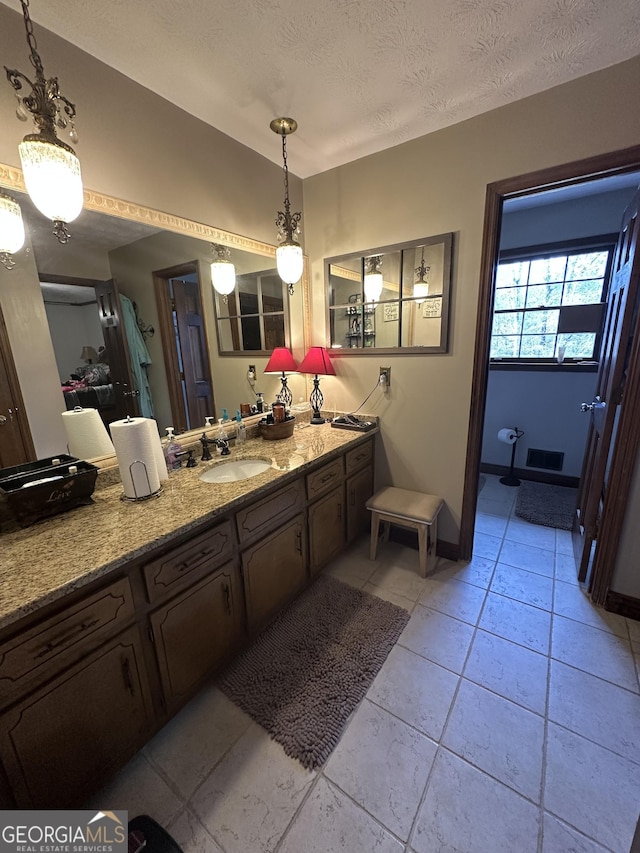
0 415 6 425
581 395 603 412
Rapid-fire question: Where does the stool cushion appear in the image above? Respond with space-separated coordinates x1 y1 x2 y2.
366 486 443 524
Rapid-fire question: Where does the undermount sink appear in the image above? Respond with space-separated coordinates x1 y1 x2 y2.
199 459 271 483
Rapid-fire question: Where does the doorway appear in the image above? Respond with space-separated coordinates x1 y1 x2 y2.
461 144 640 606
153 262 215 433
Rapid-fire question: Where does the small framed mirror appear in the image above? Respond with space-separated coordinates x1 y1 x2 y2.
326 232 453 353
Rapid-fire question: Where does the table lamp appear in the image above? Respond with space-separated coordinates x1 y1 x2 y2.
297 346 335 424
264 347 298 408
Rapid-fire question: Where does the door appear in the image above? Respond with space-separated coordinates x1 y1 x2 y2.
95 279 140 420
572 189 640 582
173 278 214 428
0 305 33 467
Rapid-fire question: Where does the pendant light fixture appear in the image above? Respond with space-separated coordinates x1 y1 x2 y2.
270 117 303 295
4 0 83 244
210 243 236 301
413 247 430 304
364 255 383 304
0 191 26 270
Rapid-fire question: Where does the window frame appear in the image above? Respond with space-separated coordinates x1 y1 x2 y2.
489 234 618 370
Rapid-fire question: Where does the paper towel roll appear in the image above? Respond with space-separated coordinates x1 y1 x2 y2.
145 418 168 482
497 428 518 445
61 407 115 459
111 417 161 499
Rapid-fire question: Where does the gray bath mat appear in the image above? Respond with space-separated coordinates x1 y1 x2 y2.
218 574 410 769
515 480 578 530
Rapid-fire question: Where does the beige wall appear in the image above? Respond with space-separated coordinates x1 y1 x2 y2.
303 56 640 545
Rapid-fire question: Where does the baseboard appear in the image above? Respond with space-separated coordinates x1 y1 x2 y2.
479 463 579 489
605 590 640 622
388 526 459 562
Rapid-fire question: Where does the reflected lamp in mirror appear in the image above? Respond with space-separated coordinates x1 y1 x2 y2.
80 346 98 364
364 255 383 304
326 233 453 353
210 243 236 301
270 117 303 294
5 0 83 243
0 191 25 270
298 346 335 425
264 347 297 408
413 247 430 304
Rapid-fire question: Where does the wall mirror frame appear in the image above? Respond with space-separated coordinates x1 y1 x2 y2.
0 161 311 463
325 232 453 354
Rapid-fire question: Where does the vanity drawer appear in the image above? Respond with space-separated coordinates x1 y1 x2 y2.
345 440 373 475
0 577 134 706
306 458 344 500
236 480 303 545
143 520 234 603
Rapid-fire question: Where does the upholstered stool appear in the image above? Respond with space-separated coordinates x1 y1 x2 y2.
366 486 444 577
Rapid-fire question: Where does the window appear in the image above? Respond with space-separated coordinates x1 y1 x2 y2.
490 238 616 364
214 269 289 353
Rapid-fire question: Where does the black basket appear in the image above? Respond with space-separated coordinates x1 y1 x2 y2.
0 456 99 527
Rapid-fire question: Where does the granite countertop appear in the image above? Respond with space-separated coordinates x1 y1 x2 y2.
0 422 376 632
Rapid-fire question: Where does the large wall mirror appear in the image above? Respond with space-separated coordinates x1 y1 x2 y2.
0 162 310 462
325 233 453 353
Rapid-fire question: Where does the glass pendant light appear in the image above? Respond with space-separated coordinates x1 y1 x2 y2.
210 244 236 301
364 255 383 304
0 191 26 270
414 246 430 304
270 117 303 294
5 0 83 243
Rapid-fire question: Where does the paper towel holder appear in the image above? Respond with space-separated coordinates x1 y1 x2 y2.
120 459 163 502
499 427 524 487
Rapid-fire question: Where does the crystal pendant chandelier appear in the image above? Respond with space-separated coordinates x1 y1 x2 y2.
4 0 83 244
364 255 383 304
270 117 303 295
210 244 236 301
414 247 430 304
0 191 26 270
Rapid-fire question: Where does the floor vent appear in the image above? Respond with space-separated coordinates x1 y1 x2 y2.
526 448 564 471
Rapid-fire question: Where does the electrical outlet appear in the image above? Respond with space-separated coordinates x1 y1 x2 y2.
247 364 256 384
379 366 391 388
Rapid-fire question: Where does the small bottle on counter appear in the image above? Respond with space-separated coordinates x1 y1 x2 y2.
235 412 246 445
255 392 264 414
163 427 183 469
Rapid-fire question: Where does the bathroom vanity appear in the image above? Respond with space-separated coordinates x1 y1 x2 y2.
0 423 375 807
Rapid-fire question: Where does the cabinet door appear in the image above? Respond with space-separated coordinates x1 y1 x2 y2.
150 562 243 708
346 466 374 543
309 485 345 574
242 514 307 632
0 627 153 808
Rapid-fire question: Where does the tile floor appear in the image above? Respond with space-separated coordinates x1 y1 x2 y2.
89 475 640 853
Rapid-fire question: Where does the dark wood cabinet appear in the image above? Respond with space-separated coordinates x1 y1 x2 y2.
150 562 243 708
0 627 153 808
347 465 373 543
309 485 345 573
242 514 307 631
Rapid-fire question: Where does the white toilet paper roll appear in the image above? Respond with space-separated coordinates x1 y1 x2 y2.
111 417 161 499
145 418 169 482
497 428 518 445
61 407 115 459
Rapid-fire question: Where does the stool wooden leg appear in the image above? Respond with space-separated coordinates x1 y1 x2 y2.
430 515 439 557
370 512 380 561
382 521 390 544
417 523 428 577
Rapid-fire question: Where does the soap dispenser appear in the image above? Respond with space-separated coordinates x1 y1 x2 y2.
235 411 246 445
163 427 182 470
217 418 228 454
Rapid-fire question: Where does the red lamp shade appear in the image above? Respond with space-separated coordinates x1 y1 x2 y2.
298 346 336 377
264 347 298 374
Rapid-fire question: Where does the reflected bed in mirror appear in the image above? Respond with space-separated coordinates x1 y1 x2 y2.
0 162 310 466
325 233 453 353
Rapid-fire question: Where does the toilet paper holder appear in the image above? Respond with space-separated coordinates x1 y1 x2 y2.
498 426 524 487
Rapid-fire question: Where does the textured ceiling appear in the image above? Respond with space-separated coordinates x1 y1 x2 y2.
1 0 639 178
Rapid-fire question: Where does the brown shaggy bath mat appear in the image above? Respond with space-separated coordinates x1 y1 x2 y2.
515 480 578 530
218 574 410 769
